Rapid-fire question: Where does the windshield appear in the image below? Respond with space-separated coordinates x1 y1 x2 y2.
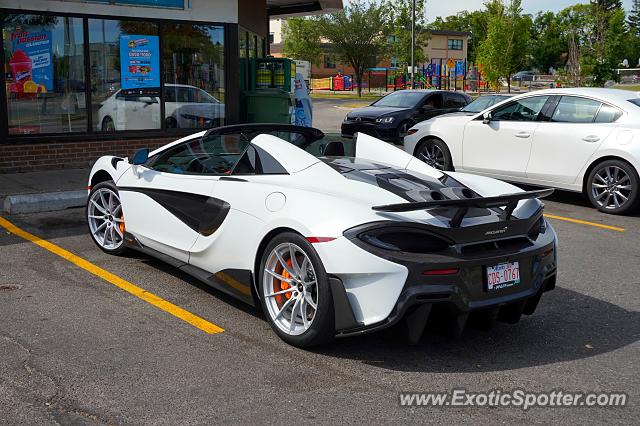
372 91 425 108
462 95 510 113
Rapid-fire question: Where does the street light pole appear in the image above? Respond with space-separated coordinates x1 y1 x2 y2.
411 0 415 89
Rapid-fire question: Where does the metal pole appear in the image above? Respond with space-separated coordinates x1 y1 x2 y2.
411 0 415 89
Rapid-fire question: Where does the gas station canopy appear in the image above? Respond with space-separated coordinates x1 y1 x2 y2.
267 0 343 17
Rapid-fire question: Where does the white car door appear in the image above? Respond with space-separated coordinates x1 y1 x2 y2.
462 95 551 178
527 96 620 185
117 133 250 262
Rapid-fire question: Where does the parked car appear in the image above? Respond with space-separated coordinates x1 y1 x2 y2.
86 124 557 347
404 88 640 214
341 89 471 143
512 70 536 82
97 83 224 131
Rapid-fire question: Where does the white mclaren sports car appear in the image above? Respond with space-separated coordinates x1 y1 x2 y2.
86 124 558 347
404 88 640 214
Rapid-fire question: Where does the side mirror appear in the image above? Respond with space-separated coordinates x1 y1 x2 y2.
131 148 149 165
482 112 492 124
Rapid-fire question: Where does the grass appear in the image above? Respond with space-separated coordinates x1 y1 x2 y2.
613 84 640 92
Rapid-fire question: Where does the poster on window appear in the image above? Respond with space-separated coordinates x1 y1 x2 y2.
119 34 160 93
9 30 53 94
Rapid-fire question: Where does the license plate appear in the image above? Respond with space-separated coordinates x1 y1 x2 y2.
486 261 520 291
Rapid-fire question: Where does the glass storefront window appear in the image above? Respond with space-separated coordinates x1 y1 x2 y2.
89 19 160 131
162 24 224 129
3 14 86 134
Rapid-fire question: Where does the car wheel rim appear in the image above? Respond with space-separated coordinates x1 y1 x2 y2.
591 165 632 210
103 119 115 132
263 243 318 336
88 188 125 250
419 143 445 170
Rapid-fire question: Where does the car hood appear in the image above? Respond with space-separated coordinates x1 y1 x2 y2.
347 106 409 120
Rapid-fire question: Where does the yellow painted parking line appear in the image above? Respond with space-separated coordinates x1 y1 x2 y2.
544 213 625 232
0 216 224 334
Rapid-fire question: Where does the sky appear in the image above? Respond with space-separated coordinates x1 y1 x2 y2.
423 0 635 20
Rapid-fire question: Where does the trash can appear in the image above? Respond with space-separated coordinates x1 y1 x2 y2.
244 89 293 124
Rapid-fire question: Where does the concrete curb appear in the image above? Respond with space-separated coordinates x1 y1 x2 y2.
3 191 87 214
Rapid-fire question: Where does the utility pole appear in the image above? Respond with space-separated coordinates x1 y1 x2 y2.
411 0 415 89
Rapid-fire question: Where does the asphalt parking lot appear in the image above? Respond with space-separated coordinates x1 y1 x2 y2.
1 190 638 424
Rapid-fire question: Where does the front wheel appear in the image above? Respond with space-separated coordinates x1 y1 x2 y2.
416 138 453 171
259 232 334 347
86 180 128 255
586 160 639 214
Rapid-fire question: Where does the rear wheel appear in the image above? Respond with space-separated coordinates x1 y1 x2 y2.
86 180 128 255
416 138 453 171
101 116 115 132
586 160 639 214
258 232 334 347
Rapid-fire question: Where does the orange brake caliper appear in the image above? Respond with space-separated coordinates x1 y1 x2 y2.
275 259 294 305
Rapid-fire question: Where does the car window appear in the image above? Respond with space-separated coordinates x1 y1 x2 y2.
462 95 505 112
551 96 601 123
147 134 250 175
628 99 640 107
372 91 426 108
424 93 443 109
491 96 549 121
594 104 623 123
232 144 288 175
445 93 466 108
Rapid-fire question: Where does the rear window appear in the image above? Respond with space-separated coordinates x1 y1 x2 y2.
628 99 640 107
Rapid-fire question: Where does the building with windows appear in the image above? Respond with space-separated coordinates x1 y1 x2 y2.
424 30 469 68
0 0 342 172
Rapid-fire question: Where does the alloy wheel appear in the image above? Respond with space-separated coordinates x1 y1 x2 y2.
262 243 318 336
88 187 125 250
591 165 633 210
419 142 446 170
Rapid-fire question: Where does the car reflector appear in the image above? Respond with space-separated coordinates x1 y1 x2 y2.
306 237 336 243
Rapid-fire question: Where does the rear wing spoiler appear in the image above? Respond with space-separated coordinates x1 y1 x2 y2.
372 189 554 227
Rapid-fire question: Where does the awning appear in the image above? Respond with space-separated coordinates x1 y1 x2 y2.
266 0 343 17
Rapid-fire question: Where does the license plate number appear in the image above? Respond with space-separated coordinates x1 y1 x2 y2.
486 261 520 291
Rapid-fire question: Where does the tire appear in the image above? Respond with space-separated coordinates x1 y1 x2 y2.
165 117 178 128
586 159 640 214
258 232 335 347
101 116 115 132
86 180 128 255
415 138 453 171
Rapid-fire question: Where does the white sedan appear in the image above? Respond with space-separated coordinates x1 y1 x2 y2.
97 84 224 131
404 88 640 214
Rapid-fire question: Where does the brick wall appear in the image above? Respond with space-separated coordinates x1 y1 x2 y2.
0 137 176 173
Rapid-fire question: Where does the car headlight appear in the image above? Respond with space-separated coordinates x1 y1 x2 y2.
375 116 395 124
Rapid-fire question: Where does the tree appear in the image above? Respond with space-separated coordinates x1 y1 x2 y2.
386 0 429 68
477 0 531 92
317 0 390 97
629 0 640 35
529 11 566 72
281 18 323 67
590 0 623 13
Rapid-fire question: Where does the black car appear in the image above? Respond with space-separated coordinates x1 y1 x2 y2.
341 90 471 143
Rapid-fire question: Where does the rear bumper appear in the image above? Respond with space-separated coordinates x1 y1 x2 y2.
332 219 558 337
341 121 398 142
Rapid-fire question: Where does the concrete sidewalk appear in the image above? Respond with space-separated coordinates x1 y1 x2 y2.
1 168 89 214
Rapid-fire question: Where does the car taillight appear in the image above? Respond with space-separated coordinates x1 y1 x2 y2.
407 129 418 136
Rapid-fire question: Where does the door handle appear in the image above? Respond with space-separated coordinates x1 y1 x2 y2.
515 132 531 138
582 135 600 143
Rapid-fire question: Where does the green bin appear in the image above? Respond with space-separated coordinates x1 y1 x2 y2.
244 89 293 124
